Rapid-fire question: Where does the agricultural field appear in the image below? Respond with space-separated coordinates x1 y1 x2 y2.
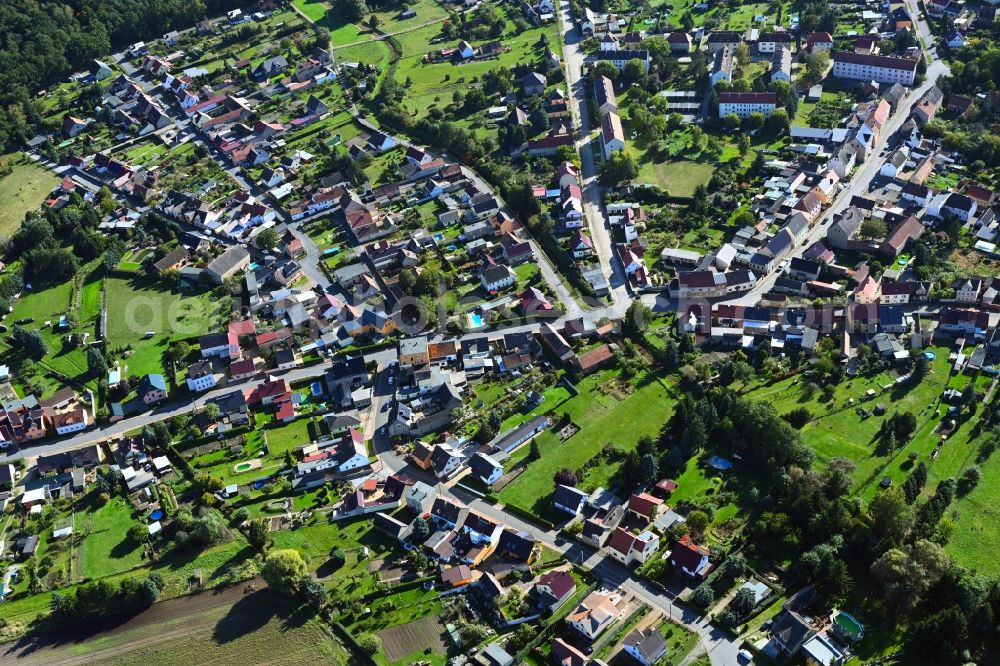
104 275 219 379
0 152 59 238
0 581 349 666
498 368 678 522
0 538 256 640
345 585 449 666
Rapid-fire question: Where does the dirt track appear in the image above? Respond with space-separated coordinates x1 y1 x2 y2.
0 581 264 666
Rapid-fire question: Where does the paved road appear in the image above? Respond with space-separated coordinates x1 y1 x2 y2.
372 430 745 665
557 1 631 308
723 59 951 306
0 363 335 464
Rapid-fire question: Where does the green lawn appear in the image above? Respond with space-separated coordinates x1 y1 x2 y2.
78 492 147 579
392 9 561 124
104 275 219 379
742 348 1000 574
498 369 677 521
369 0 448 34
0 152 59 238
659 618 700 664
636 159 715 198
292 0 328 22
269 516 396 574
265 417 316 454
3 261 104 395
0 539 255 640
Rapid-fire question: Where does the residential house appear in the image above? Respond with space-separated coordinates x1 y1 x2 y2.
718 92 777 119
186 360 220 392
806 32 834 51
627 492 664 522
601 111 625 159
879 215 923 258
137 374 168 404
623 627 668 666
406 481 436 514
594 75 617 114
536 570 577 609
666 31 692 53
469 452 503 486
832 51 918 85
205 246 250 283
551 638 588 666
954 277 984 304
522 72 547 96
566 591 623 641
480 264 517 292
711 46 734 85
607 527 659 565
200 331 240 360
669 535 711 578
553 484 590 516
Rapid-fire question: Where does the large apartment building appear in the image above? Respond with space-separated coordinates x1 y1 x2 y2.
831 51 918 86
718 92 777 119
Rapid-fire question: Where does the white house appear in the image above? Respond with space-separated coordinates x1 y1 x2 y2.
710 46 734 85
601 111 625 158
954 277 983 304
480 264 517 292
469 452 503 486
623 628 669 666
669 536 712 578
186 360 220 392
718 92 777 119
457 40 475 59
553 484 590 516
53 409 89 436
928 192 978 222
607 527 659 565
567 591 623 640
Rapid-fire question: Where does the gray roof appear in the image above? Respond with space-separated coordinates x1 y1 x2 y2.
625 627 667 662
206 246 249 277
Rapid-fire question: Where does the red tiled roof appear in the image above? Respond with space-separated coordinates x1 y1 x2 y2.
671 535 709 571
577 344 614 371
537 570 576 599
228 319 256 337
551 638 588 666
833 50 918 72
608 526 639 555
628 492 664 517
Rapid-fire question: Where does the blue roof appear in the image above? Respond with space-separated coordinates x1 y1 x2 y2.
144 374 167 391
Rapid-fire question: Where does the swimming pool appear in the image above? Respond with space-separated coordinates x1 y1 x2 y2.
434 233 445 241
706 455 734 471
835 612 864 639
467 313 484 329
149 509 164 521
